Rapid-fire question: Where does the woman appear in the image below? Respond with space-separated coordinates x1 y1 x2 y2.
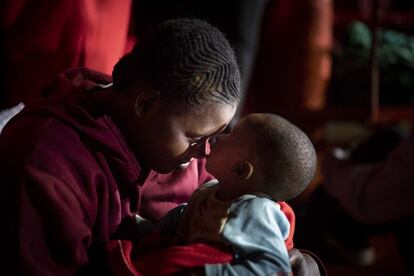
0 18 238 275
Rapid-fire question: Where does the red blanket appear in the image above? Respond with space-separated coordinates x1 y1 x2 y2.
107 201 295 275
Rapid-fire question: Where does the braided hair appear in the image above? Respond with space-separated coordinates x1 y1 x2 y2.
113 18 241 112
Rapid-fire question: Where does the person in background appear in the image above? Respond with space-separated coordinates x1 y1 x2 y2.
322 131 414 274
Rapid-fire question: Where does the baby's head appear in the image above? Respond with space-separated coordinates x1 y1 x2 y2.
206 113 317 201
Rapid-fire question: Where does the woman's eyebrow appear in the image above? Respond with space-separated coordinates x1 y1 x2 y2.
186 133 203 139
213 124 228 135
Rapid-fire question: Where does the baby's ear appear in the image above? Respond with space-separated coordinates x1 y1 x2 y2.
234 161 254 181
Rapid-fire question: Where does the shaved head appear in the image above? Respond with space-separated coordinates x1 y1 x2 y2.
245 113 317 200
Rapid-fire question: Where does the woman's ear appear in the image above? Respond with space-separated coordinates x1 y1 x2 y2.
234 161 254 181
134 90 160 117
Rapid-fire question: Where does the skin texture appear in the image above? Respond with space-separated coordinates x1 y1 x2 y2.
206 116 259 201
111 87 237 174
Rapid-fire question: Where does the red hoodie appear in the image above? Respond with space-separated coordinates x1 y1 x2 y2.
0 68 213 275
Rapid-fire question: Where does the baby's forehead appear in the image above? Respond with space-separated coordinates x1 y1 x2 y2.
232 118 252 136
230 121 260 148
234 116 265 135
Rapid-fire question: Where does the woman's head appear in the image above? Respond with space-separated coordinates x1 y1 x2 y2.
111 18 241 173
113 18 240 113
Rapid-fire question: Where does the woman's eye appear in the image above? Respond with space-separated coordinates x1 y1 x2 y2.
189 138 203 147
189 141 199 147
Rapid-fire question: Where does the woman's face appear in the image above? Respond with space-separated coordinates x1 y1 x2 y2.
135 100 237 173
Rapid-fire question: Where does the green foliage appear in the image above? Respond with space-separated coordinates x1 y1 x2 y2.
331 21 414 105
341 21 414 69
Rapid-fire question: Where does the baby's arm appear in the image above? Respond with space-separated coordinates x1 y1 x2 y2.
205 197 291 275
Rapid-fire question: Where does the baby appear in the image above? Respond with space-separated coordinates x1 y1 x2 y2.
134 113 317 275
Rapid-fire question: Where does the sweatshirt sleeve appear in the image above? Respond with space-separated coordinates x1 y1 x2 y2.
323 136 414 224
13 165 94 275
205 198 291 275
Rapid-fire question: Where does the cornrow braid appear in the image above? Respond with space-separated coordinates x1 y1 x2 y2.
113 18 241 112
